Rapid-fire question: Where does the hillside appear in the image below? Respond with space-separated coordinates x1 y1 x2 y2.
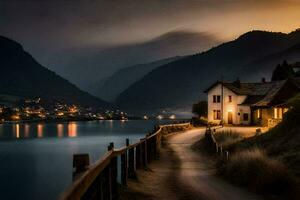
92 56 182 102
115 30 300 110
0 36 109 108
235 93 300 178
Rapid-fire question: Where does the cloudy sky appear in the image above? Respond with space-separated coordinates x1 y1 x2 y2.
1 0 300 89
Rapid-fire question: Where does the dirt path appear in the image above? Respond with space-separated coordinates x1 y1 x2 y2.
121 128 262 200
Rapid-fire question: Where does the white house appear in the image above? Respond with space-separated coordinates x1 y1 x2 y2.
204 78 300 126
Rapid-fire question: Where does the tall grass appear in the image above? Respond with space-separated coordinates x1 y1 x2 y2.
214 130 243 147
219 148 298 198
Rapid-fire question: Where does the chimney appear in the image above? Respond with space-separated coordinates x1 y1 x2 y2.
261 77 266 83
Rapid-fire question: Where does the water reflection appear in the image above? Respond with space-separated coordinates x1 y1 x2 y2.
57 124 64 138
25 124 30 138
37 124 44 138
15 124 20 139
67 123 77 137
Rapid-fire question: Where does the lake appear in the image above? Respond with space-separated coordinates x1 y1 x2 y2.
0 120 171 200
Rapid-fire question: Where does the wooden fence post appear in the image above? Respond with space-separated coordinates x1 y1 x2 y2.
146 137 152 163
73 154 90 181
108 143 118 200
121 139 128 186
141 139 147 167
127 139 135 178
136 143 141 169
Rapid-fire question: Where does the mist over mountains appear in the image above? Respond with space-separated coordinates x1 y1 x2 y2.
1 29 300 114
115 30 300 111
51 31 221 90
90 56 182 102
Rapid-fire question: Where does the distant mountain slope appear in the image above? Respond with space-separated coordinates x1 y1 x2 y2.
0 36 109 107
239 41 300 80
92 56 182 101
115 30 300 110
57 31 221 89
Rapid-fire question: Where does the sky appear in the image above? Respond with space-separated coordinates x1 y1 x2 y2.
1 0 300 89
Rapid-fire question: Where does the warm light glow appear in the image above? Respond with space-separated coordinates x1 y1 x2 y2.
257 109 261 118
57 112 64 116
11 115 20 120
143 115 148 120
24 124 30 138
57 124 64 137
169 115 176 119
157 115 163 120
15 124 20 139
37 124 44 138
68 123 77 138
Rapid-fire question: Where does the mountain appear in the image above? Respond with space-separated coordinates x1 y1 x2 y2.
90 56 182 102
52 31 221 89
0 36 109 108
115 30 300 111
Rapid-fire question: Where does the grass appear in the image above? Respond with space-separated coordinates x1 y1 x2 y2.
214 130 244 148
218 148 298 198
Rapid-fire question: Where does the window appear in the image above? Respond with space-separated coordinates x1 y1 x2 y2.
243 113 249 121
213 95 221 103
257 109 261 119
213 110 221 120
274 108 283 119
217 95 221 103
228 95 232 102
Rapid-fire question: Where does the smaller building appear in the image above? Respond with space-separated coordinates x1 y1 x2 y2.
204 78 300 127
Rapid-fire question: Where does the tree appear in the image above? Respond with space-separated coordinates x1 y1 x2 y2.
192 101 208 118
271 60 295 81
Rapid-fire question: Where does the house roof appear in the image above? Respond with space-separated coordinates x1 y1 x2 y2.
204 80 286 96
204 78 300 107
251 81 287 107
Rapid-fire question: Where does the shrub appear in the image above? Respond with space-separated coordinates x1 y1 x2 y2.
220 148 298 198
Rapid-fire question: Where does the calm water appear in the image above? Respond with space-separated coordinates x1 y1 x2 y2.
0 120 170 200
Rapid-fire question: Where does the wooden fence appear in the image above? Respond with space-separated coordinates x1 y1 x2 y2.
59 122 191 200
205 126 230 160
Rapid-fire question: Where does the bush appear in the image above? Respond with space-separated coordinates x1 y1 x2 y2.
191 117 207 127
220 148 298 198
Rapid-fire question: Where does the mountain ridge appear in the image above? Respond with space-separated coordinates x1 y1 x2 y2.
115 29 300 110
0 35 110 108
91 56 183 101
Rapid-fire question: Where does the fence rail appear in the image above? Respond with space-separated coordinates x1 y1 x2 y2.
205 126 230 159
59 122 191 200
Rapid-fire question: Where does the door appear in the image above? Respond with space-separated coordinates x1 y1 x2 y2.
228 112 233 124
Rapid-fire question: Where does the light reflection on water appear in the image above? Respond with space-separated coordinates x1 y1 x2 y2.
68 123 77 138
0 120 173 200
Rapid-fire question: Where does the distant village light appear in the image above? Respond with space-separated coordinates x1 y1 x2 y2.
169 115 176 119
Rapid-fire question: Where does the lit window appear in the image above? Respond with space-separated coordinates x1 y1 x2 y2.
278 108 283 119
228 95 232 102
257 109 261 119
213 110 221 120
274 108 278 119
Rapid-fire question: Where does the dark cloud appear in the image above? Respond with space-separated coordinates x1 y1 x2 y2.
0 0 299 88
